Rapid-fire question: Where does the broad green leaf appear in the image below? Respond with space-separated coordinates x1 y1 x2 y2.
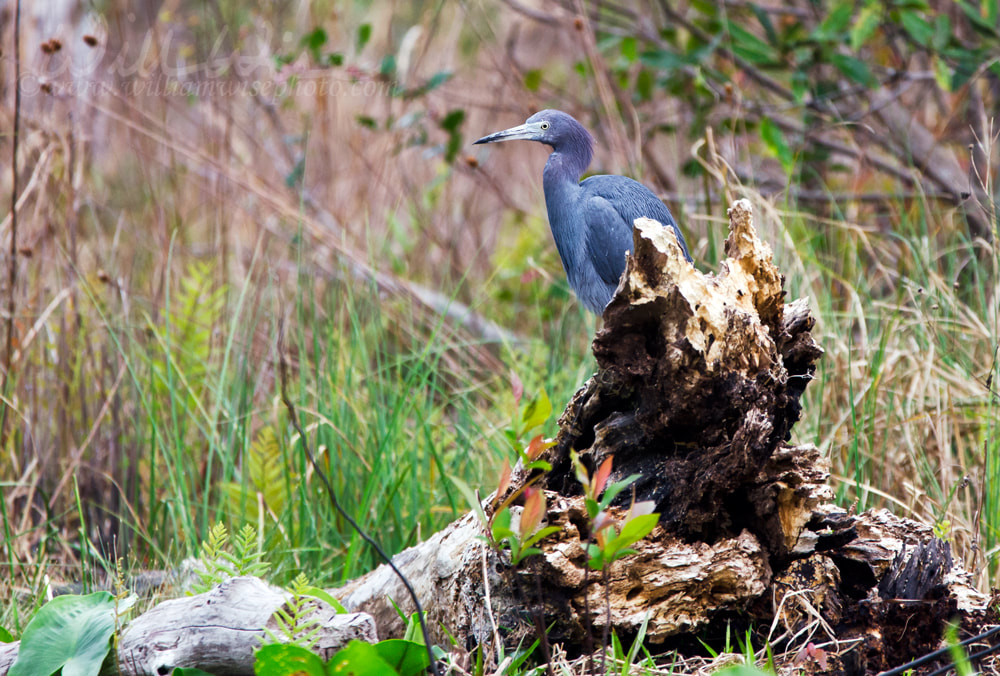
380 54 396 77
254 643 325 676
931 13 951 51
9 591 116 676
357 24 372 50
636 68 654 101
956 0 999 33
0 627 13 643
748 4 778 46
900 10 933 44
946 48 985 89
328 641 396 675
639 49 687 71
440 109 466 163
850 5 882 50
813 1 854 40
491 506 515 542
525 459 552 473
513 546 543 562
587 543 606 570
374 639 430 676
726 22 778 65
617 513 660 545
760 118 794 175
520 390 552 434
830 53 877 87
621 36 638 62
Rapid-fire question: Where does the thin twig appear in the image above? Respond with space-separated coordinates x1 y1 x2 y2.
0 0 22 448
276 320 440 676
480 546 501 662
601 567 611 676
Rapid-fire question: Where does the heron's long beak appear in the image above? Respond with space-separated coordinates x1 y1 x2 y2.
473 122 536 144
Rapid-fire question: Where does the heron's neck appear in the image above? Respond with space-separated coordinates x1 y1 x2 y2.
542 150 587 200
542 151 588 285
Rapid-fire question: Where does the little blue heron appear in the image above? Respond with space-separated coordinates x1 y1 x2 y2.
474 110 692 314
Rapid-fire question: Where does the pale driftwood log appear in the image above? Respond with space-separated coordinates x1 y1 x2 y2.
115 576 376 676
0 646 16 674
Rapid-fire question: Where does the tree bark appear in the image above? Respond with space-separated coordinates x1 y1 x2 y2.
330 199 992 673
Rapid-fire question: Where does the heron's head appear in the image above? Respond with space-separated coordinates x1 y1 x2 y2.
474 110 594 157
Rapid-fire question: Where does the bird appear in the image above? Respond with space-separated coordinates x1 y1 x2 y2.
474 109 691 314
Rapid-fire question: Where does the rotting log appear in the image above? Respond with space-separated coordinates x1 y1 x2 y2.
2 200 990 676
115 576 376 676
0 577 377 676
331 199 993 673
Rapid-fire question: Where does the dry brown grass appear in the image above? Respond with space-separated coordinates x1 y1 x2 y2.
1 0 998 628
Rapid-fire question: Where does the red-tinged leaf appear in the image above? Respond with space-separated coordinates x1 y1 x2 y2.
594 456 614 498
496 458 511 499
814 649 829 670
525 434 545 460
520 487 545 536
510 370 524 407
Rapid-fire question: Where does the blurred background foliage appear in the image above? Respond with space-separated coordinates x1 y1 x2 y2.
0 0 998 627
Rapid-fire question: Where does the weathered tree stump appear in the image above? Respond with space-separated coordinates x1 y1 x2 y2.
331 199 992 673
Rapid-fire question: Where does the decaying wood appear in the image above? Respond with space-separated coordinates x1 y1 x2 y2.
329 199 992 673
116 576 376 676
3 199 990 675
532 201 819 546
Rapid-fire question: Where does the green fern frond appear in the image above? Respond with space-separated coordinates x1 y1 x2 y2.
201 522 229 561
189 522 236 594
263 572 324 650
231 524 270 578
248 426 293 515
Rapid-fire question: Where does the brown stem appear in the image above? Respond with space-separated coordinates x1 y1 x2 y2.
0 0 21 449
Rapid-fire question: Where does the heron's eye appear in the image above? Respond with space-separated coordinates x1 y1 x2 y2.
540 122 550 130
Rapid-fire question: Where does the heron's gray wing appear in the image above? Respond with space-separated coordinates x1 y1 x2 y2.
581 175 690 261
581 194 636 290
